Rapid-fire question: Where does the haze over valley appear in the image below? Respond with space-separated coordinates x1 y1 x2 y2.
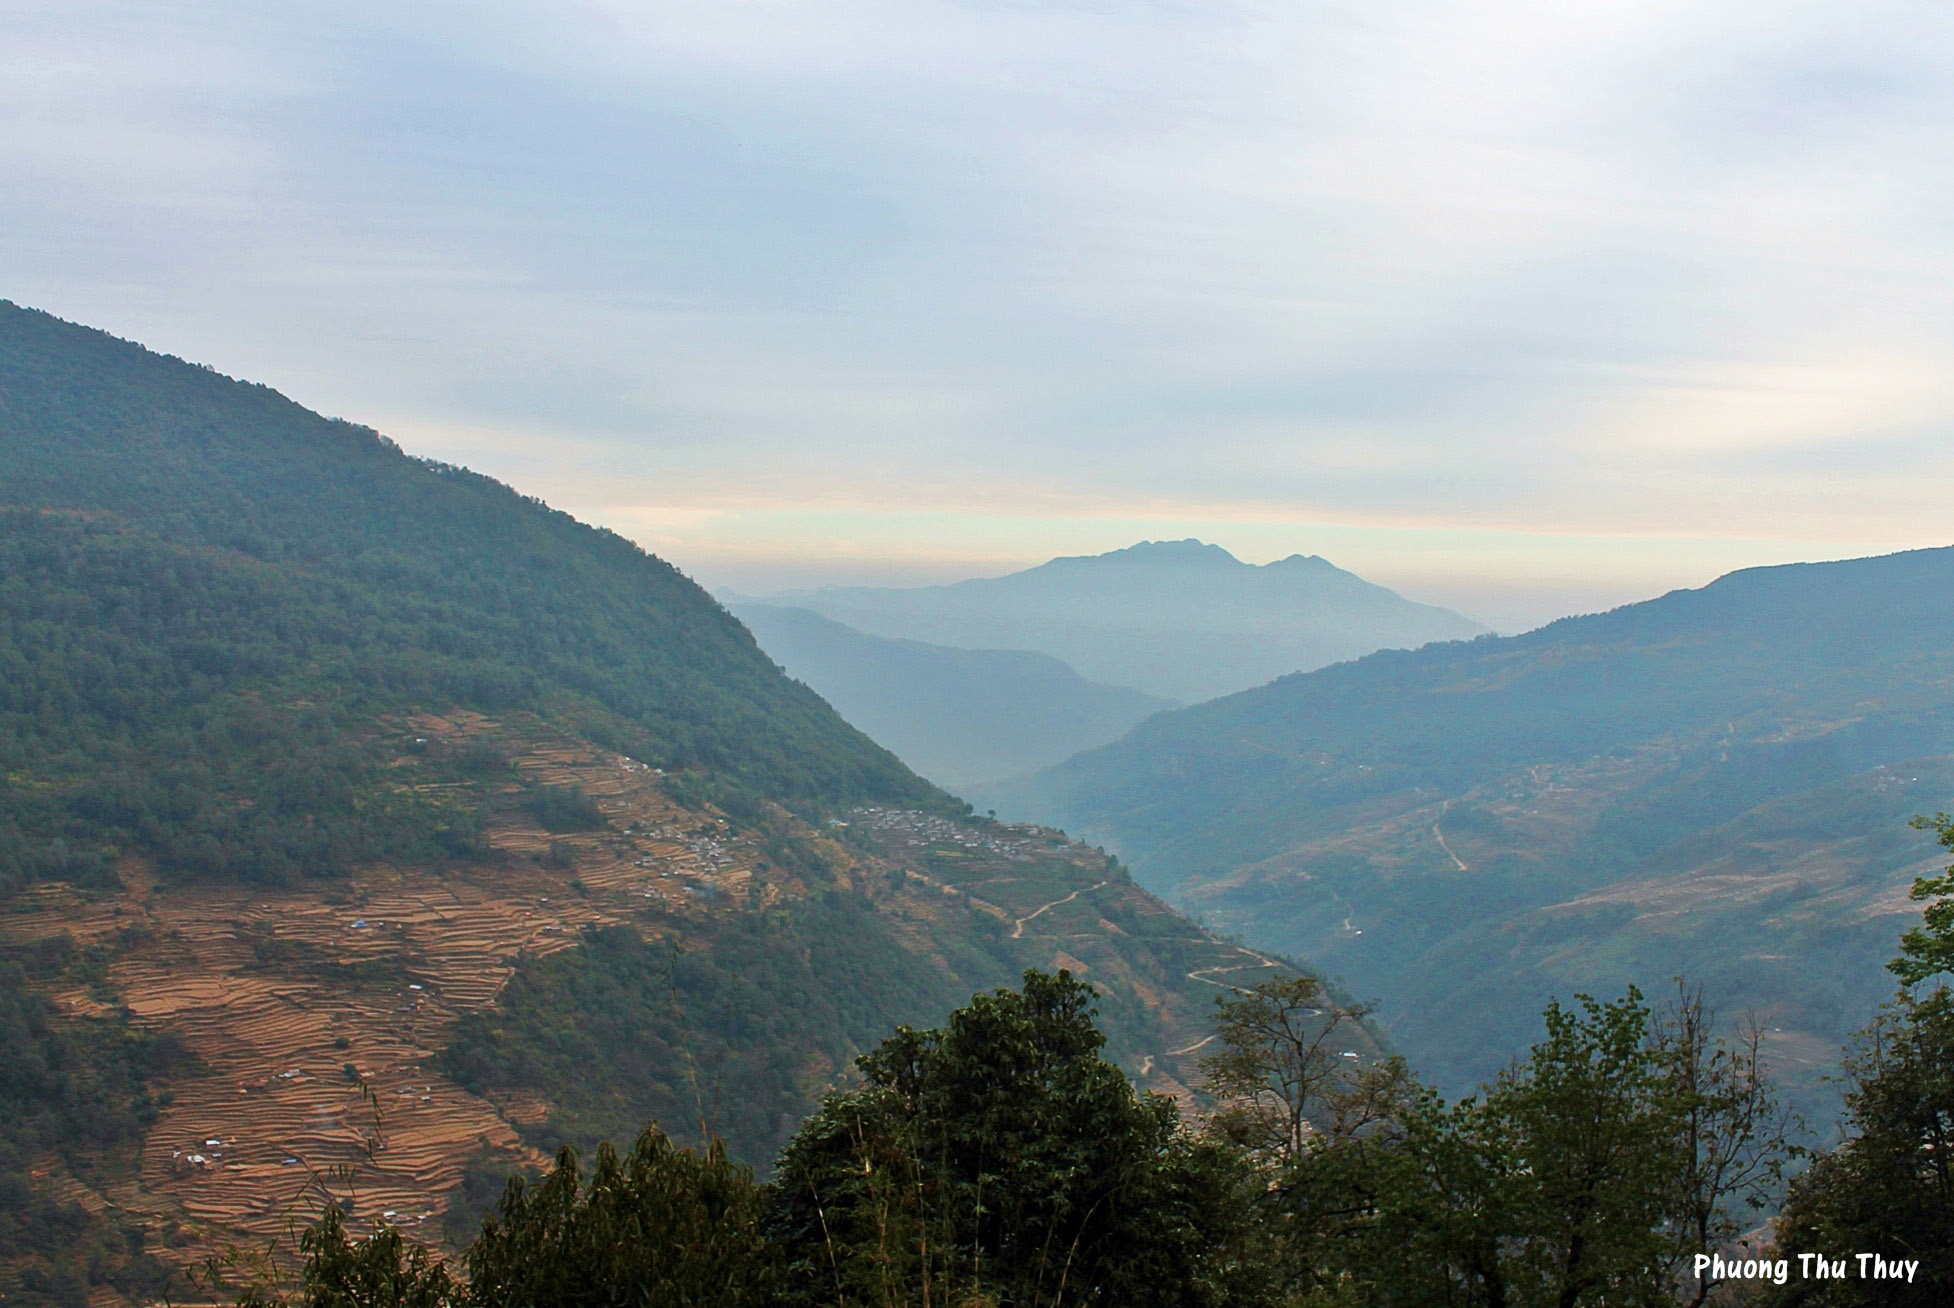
729 519 1954 1132
753 540 1488 704
727 601 1174 789
711 513 1954 1142
727 541 1485 787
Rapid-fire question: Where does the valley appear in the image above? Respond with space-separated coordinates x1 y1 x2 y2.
6 299 1945 1305
728 602 1173 787
984 550 1954 1118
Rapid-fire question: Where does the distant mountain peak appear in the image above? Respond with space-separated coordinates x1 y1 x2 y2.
1045 542 1366 580
763 538 1486 703
1044 539 1242 570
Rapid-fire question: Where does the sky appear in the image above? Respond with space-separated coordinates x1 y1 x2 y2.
7 2 1954 632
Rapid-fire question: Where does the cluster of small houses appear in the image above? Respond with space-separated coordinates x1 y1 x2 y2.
844 807 1046 861
172 1138 231 1171
684 831 735 869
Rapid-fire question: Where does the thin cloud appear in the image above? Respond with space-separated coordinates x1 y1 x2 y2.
3 1 1952 625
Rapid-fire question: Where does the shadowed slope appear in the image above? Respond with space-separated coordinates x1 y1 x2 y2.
732 601 1173 787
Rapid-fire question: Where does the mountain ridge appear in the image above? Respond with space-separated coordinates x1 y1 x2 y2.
0 299 939 826
764 537 1488 703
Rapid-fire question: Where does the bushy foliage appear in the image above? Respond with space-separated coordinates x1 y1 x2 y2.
1367 992 1682 1307
0 955 185 1308
239 1206 458 1308
1200 977 1795 1308
1768 998 1954 1306
1765 814 1954 1305
465 1129 775 1308
248 1130 773 1308
524 785 606 833
440 898 985 1164
769 969 1268 1308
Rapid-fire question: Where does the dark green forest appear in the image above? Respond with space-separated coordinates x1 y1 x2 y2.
0 300 944 895
0 948 191 1306
441 897 995 1164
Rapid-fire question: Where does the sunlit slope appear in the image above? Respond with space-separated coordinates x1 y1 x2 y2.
2 710 1297 1268
987 549 1954 1100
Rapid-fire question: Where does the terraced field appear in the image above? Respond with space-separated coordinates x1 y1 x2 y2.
3 711 1358 1299
0 711 787 1274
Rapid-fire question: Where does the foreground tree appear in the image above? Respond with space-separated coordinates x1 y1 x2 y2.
1196 975 1415 1302
1765 816 1954 1306
1655 983 1798 1308
769 968 1270 1308
465 1126 776 1308
1204 978 1795 1307
1200 975 1408 1169
236 1205 456 1308
1372 990 1679 1308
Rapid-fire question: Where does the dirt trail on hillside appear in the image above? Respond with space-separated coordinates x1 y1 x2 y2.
1433 799 1469 872
1010 881 1111 939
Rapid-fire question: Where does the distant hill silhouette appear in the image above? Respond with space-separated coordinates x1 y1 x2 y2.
766 539 1488 703
731 602 1174 788
981 548 1954 1113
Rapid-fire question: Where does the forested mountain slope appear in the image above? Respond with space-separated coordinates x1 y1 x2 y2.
729 601 1173 787
0 304 1319 1308
0 300 934 848
768 538 1487 702
982 549 1954 1108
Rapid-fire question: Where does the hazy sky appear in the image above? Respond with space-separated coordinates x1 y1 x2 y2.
7 2 1954 631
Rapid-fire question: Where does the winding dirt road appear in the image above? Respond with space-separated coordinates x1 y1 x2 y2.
1010 880 1111 939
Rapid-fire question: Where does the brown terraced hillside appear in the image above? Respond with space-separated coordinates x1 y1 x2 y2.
2 707 1310 1297
0 304 1368 1307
